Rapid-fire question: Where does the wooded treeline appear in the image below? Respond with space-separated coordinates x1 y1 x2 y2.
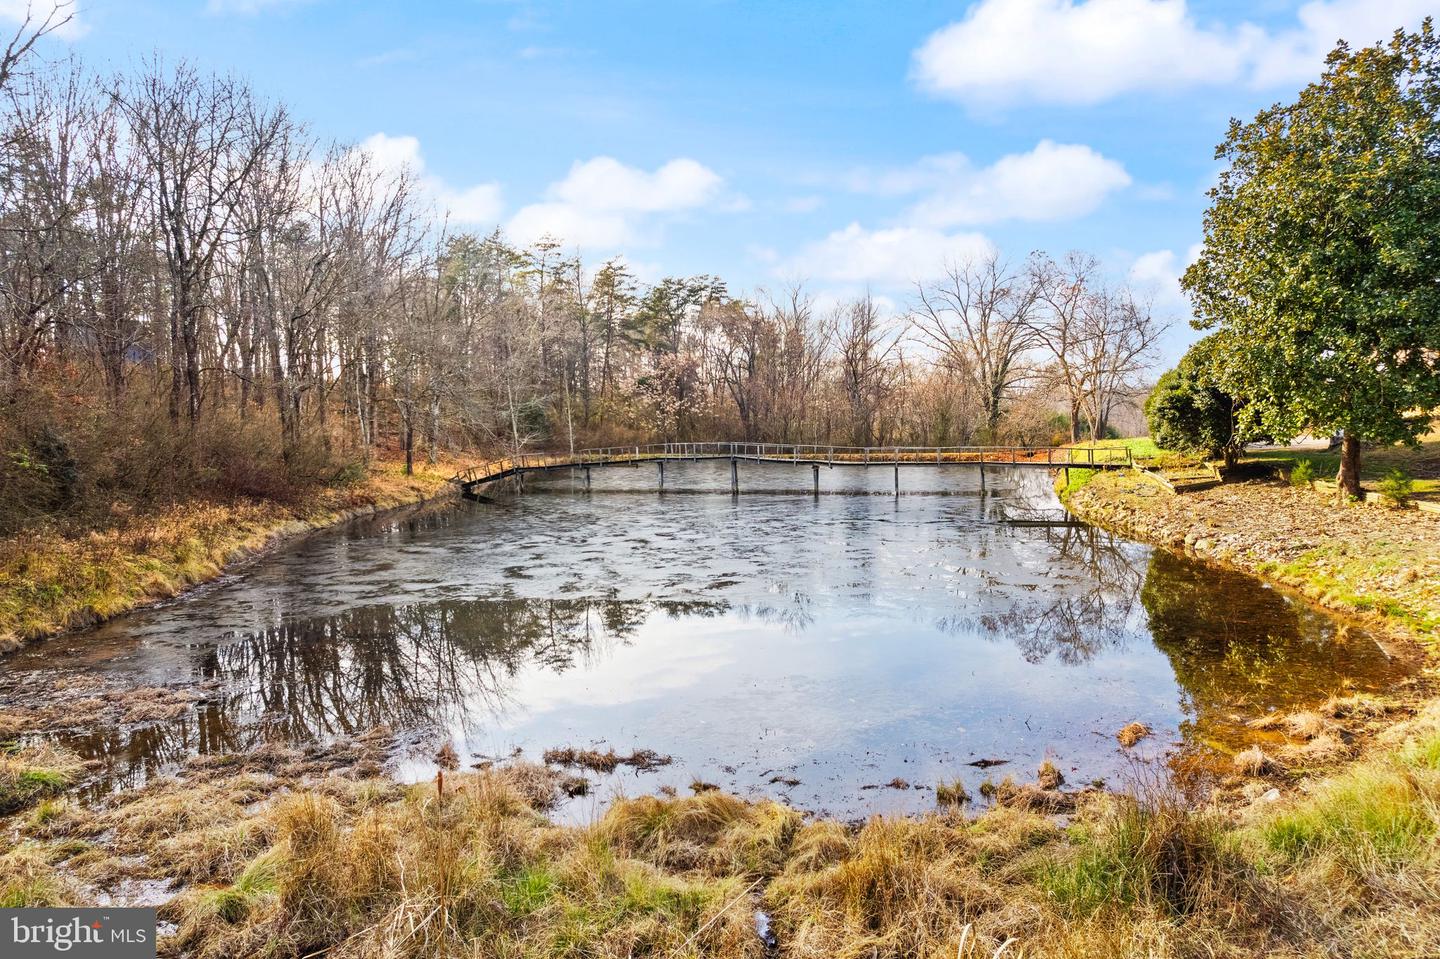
1 30 1163 528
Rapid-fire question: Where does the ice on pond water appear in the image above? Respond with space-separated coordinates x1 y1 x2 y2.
3 461 1414 817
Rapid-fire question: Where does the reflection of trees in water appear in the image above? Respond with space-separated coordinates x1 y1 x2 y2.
69 596 725 793
967 523 1147 664
61 710 235 799
739 587 816 632
1140 550 1406 746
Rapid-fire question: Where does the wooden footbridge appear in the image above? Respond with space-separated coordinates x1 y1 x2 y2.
450 442 1134 499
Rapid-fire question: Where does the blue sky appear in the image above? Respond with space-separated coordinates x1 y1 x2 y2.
22 0 1436 360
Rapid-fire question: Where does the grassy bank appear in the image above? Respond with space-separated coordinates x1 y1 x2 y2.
0 458 459 652
1 699 1437 957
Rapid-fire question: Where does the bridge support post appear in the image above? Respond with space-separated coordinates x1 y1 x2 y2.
658 460 665 492
812 463 819 498
584 466 591 490
894 462 899 497
730 457 739 496
979 460 985 493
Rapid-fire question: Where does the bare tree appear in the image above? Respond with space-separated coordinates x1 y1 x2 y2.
912 255 1040 439
1074 285 1165 441
1029 251 1100 443
769 285 833 443
836 294 899 446
0 2 73 94
122 59 278 425
0 58 89 389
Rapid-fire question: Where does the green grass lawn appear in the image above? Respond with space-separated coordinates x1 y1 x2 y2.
1057 439 1170 497
1066 434 1440 501
1069 437 1201 472
1076 437 1162 458
1246 440 1440 500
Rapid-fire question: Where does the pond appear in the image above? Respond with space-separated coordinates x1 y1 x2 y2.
0 461 1416 819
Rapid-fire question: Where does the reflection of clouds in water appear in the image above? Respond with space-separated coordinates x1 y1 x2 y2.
500 620 738 715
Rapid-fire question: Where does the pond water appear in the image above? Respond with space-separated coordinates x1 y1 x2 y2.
1 461 1416 818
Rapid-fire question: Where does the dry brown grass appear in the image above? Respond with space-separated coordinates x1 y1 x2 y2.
1116 722 1152 748
158 766 767 959
3 706 1439 957
0 745 84 815
1234 746 1280 776
542 746 673 773
0 457 456 649
0 723 1436 957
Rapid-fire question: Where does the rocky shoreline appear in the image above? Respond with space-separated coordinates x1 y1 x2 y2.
1063 470 1440 649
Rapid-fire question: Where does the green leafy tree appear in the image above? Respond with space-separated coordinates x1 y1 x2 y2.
1182 22 1440 498
1145 338 1242 463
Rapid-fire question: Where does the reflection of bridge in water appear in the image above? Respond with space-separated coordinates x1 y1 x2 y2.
452 441 1134 498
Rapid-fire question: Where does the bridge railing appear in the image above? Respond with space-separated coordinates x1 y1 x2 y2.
453 442 1131 486
573 442 1133 467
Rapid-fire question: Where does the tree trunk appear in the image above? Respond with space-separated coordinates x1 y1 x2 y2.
168 303 183 425
1335 433 1362 501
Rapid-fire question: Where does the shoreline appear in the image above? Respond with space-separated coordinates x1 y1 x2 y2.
3 698 1436 957
0 460 461 653
2 465 1439 954
1061 469 1440 650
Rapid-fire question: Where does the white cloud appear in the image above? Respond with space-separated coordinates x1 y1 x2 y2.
862 141 1130 226
548 157 721 213
912 0 1431 107
0 0 87 39
781 141 1127 298
359 133 503 226
507 203 632 248
1128 243 1203 314
913 0 1251 106
780 223 994 286
1130 245 1208 362
507 156 726 247
1129 248 1185 289
1253 0 1435 87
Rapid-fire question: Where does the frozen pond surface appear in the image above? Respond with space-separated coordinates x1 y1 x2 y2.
1 462 1414 818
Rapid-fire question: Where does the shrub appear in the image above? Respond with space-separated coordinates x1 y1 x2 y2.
329 461 368 488
1289 460 1315 488
1378 468 1414 507
1144 337 1241 461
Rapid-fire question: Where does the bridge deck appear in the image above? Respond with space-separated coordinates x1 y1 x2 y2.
450 442 1133 493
